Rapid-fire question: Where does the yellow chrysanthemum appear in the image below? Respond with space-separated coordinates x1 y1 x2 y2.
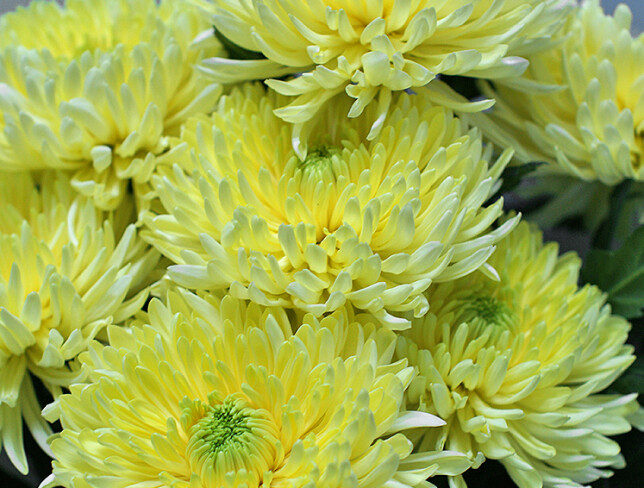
396 220 639 488
197 0 568 143
0 171 159 474
142 83 518 329
0 0 223 209
42 290 471 487
479 0 644 185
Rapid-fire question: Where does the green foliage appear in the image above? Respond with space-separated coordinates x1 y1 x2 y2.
489 162 544 204
611 356 644 394
592 180 635 250
582 225 644 319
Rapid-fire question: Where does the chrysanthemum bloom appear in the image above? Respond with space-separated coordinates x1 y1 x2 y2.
478 0 644 186
0 0 223 209
142 83 518 329
0 171 159 473
197 0 568 143
396 221 639 488
42 290 471 487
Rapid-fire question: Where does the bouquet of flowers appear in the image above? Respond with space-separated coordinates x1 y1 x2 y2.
0 1 642 487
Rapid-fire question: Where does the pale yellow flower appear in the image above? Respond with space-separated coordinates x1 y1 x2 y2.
0 171 158 474
197 0 568 144
479 0 644 185
396 221 638 488
43 290 470 487
142 83 517 329
0 0 223 209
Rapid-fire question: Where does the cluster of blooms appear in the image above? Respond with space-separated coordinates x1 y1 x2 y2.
0 1 641 488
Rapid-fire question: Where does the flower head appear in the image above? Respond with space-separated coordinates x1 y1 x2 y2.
43 290 469 487
396 220 638 488
142 83 517 329
0 0 223 209
0 171 158 473
479 0 644 185
198 0 568 141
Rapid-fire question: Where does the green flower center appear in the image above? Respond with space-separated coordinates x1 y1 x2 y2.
302 145 339 167
299 145 342 180
185 396 279 485
195 400 252 455
457 294 517 338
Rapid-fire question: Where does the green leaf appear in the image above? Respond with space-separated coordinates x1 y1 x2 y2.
610 356 644 394
592 179 634 250
489 162 544 203
581 225 644 319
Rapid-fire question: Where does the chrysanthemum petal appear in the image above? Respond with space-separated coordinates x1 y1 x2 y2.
397 220 639 487
0 0 224 209
200 0 570 135
45 292 462 487
143 83 515 328
0 171 159 472
479 0 644 185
